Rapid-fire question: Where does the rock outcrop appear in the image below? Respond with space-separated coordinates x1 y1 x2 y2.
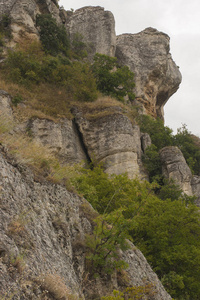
0 0 61 44
160 146 193 195
72 107 147 179
0 148 171 299
27 118 87 164
160 146 200 206
65 6 116 60
116 28 182 119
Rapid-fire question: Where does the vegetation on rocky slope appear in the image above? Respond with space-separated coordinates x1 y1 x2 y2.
1 11 200 300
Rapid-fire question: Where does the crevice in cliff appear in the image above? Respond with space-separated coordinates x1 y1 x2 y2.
72 118 92 166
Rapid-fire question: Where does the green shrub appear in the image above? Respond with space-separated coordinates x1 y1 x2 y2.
86 210 131 276
36 14 70 56
4 42 98 102
0 14 12 39
71 164 200 299
12 94 23 106
71 32 88 59
92 53 135 102
174 124 200 175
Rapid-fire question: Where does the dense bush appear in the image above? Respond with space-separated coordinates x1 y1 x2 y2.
72 164 200 299
4 42 98 102
138 115 200 178
174 124 200 175
36 14 70 56
0 14 12 39
92 53 135 102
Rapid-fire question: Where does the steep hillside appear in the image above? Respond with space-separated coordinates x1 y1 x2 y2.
1 1 200 299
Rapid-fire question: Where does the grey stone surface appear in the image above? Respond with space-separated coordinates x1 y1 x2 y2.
116 28 182 119
0 0 61 44
191 175 200 206
0 149 171 299
0 90 13 123
141 132 151 152
72 108 143 179
65 6 116 61
160 146 193 195
27 118 87 164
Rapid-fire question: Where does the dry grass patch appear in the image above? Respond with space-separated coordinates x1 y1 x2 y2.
0 128 78 190
37 273 78 300
0 72 73 121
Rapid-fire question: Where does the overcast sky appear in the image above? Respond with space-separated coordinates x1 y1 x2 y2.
59 0 200 136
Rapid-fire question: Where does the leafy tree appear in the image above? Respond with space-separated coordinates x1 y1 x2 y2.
138 115 174 150
36 14 70 56
71 164 200 299
86 210 131 276
174 124 200 175
92 53 135 102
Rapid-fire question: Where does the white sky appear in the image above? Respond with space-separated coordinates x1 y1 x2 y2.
59 0 200 136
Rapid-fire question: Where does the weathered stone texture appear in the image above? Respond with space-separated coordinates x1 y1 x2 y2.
27 118 87 164
116 28 182 119
191 176 200 206
65 6 116 60
0 150 171 299
141 132 151 152
0 90 13 123
73 108 143 179
0 0 61 44
160 146 193 195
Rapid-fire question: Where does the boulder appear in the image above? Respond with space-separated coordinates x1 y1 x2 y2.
65 6 116 61
116 28 182 119
160 146 193 195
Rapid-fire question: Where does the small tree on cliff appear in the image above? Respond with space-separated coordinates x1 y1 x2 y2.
92 53 135 102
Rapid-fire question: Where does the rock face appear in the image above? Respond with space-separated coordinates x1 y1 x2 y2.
0 149 171 299
160 146 193 195
0 90 13 123
65 6 116 60
27 118 87 164
72 107 147 179
191 176 200 206
116 28 182 119
0 0 61 44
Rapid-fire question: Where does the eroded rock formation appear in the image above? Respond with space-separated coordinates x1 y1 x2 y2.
160 146 193 195
116 28 182 119
0 0 61 44
160 146 200 205
65 6 116 60
27 118 87 164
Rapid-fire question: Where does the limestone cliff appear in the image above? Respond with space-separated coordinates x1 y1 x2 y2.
65 6 116 60
116 28 182 119
0 2 181 119
0 2 195 299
